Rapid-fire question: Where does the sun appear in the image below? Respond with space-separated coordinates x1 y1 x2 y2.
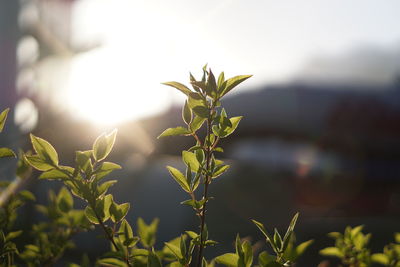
66 0 177 126
66 47 170 126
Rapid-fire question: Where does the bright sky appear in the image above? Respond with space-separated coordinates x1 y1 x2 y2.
66 0 400 125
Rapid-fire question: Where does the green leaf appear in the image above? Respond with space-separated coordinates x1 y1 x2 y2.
84 206 100 224
188 93 209 118
206 69 217 97
294 240 313 260
110 202 130 223
220 75 252 97
212 164 230 178
319 247 344 258
76 150 93 176
118 219 137 247
39 168 71 180
166 166 191 193
97 180 118 197
57 187 73 212
158 127 191 138
189 116 206 133
25 155 55 171
164 242 182 260
192 106 209 118
258 251 278 267
6 230 22 241
350 225 364 238
97 258 128 267
191 81 207 93
93 162 121 181
30 134 59 166
371 253 389 265
214 253 239 267
162 81 192 96
18 190 36 201
219 116 242 138
395 232 400 243
252 220 277 253
273 229 282 251
217 72 225 89
93 129 117 161
182 151 200 172
0 108 10 133
0 147 16 158
137 217 159 248
147 249 162 267
282 212 299 252
182 100 192 125
95 194 113 222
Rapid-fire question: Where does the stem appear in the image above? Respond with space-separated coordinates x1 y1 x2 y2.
92 205 132 267
196 105 214 267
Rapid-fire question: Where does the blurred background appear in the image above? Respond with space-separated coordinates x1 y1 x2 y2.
1 0 400 265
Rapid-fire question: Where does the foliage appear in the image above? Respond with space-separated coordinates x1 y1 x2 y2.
320 226 400 267
0 67 398 266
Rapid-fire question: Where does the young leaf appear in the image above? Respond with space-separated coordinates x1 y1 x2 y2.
206 69 217 97
220 75 252 97
97 180 118 197
182 100 192 125
189 116 206 133
219 116 242 138
188 93 209 118
164 242 182 260
182 151 200 172
97 258 128 267
214 253 238 267
252 220 278 253
282 212 299 252
212 165 230 178
0 108 10 132
319 247 344 258
0 147 16 158
217 72 225 89
25 155 55 171
166 166 191 193
137 217 159 248
148 248 162 267
84 206 100 224
93 162 122 181
38 167 72 180
57 187 73 212
110 202 130 223
158 127 191 138
30 134 59 166
162 81 192 96
93 129 117 161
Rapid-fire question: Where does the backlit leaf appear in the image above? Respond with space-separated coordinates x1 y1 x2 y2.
214 253 238 267
158 127 191 138
93 130 117 161
220 75 252 97
30 134 59 166
166 166 191 193
25 155 54 171
0 147 16 158
0 108 10 133
162 81 192 96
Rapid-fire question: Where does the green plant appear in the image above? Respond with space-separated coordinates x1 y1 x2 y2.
371 233 400 267
320 225 372 266
0 66 398 267
158 65 252 266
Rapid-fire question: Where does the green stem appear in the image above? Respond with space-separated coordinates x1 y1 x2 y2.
196 103 214 267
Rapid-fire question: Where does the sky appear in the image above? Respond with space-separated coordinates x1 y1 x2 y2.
65 0 400 125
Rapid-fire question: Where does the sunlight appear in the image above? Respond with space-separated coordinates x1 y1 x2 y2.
66 47 170 125
66 0 178 125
